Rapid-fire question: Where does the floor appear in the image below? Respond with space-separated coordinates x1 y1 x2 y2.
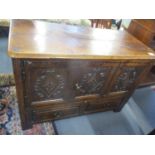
1 36 155 135
0 38 12 73
54 92 155 135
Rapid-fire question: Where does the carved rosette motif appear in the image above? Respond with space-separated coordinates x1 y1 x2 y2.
74 68 110 96
34 69 65 100
112 67 142 92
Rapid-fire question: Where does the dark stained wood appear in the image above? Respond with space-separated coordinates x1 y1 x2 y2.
12 58 153 130
8 20 155 130
12 59 33 129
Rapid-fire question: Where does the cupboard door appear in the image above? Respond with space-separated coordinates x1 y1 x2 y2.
109 62 146 93
68 60 118 97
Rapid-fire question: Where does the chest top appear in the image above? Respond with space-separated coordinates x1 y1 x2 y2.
8 19 155 60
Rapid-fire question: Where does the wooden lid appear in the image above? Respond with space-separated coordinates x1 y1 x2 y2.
8 19 155 60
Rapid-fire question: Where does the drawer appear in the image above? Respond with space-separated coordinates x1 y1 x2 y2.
81 97 122 113
32 98 122 123
33 107 80 123
31 98 81 111
84 101 120 113
32 93 125 112
32 95 123 123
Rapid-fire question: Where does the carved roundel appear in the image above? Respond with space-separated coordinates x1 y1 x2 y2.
34 69 65 100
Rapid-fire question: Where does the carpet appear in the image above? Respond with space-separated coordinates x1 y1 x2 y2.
0 86 55 135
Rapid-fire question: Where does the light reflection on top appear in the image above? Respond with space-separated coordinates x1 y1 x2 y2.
34 35 46 52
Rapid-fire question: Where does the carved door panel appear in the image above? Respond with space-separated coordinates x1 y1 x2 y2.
24 60 69 102
68 60 118 98
109 62 147 94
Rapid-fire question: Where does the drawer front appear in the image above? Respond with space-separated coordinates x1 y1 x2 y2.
33 107 79 123
32 97 122 123
31 99 81 111
31 93 125 111
84 102 119 113
82 98 122 113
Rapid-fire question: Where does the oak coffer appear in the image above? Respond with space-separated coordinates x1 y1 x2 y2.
8 19 155 130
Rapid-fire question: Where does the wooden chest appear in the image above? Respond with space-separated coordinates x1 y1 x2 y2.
8 20 155 130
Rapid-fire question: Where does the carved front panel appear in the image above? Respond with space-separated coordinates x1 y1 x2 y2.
67 60 119 97
111 67 143 92
33 69 66 100
24 60 68 102
73 68 109 96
